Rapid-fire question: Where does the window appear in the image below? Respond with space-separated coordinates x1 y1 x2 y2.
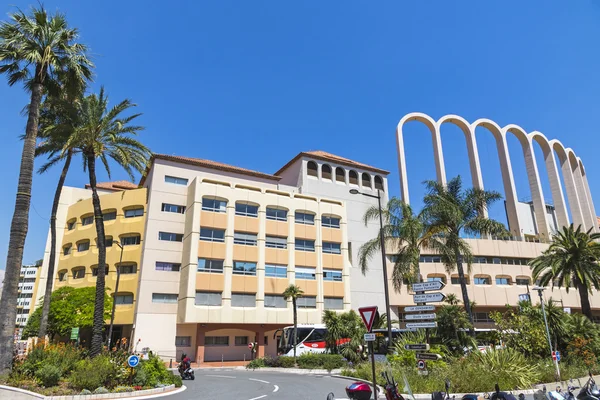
234 336 249 346
323 242 341 254
67 220 76 230
451 276 470 285
103 211 116 221
121 235 141 246
296 266 316 280
264 295 287 308
77 241 90 252
322 216 340 228
335 167 345 183
234 232 257 246
162 203 186 214
205 336 228 346
63 245 72 255
295 212 315 225
91 266 108 277
81 215 93 226
115 293 134 305
118 264 137 274
200 228 225 242
427 275 446 283
195 291 222 306
307 161 318 177
474 312 493 323
159 232 183 242
156 262 181 272
349 170 358 185
165 175 188 185
323 269 342 282
297 296 317 309
362 173 371 188
496 277 511 285
198 258 224 273
105 236 113 247
202 197 227 213
233 261 257 276
474 276 491 285
516 277 531 286
232 293 256 307
265 264 287 278
124 208 144 218
235 202 258 217
374 176 384 190
58 271 67 281
295 239 315 252
325 297 343 310
175 336 191 347
266 236 287 249
266 207 287 221
152 293 178 303
322 164 332 180
493 258 501 264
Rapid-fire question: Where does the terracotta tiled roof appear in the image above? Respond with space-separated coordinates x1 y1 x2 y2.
85 180 139 191
275 150 389 176
149 154 281 181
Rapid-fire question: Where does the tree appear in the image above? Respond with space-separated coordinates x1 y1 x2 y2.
322 310 366 363
22 286 112 340
421 176 508 325
435 304 475 353
530 224 600 320
35 82 86 339
282 284 304 363
491 306 548 358
359 198 429 291
65 88 150 356
0 5 92 372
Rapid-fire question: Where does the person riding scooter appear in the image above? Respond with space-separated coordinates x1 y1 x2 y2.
178 353 194 380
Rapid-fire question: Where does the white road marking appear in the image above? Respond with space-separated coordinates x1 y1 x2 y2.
249 378 270 384
247 396 267 400
273 385 279 392
205 374 236 379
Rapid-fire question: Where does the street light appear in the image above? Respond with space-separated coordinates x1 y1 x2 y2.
532 286 561 380
349 188 393 347
106 240 124 348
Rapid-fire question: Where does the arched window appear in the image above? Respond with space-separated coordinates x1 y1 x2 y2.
474 275 491 285
349 170 358 185
427 274 446 284
307 161 318 177
451 275 470 285
335 167 345 183
362 173 371 188
374 175 384 190
515 276 531 286
322 164 332 180
495 275 512 285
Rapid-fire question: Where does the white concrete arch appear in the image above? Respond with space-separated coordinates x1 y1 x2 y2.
568 149 594 231
579 158 598 233
550 140 586 230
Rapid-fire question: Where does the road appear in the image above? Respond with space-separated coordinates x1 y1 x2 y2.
168 369 353 400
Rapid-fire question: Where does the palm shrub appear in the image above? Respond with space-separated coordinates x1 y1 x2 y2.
435 304 475 353
390 330 447 367
322 310 366 363
469 348 539 389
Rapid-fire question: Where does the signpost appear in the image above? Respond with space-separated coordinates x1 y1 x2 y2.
358 306 378 399
404 344 430 351
127 355 139 385
405 313 436 321
413 293 446 303
415 352 442 361
70 327 79 340
406 321 438 329
404 305 435 312
417 360 426 370
411 281 445 292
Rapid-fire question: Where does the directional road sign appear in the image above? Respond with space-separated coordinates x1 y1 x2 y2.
406 321 438 329
413 292 446 303
416 353 442 361
405 313 436 321
417 360 426 370
404 344 430 351
358 306 378 332
127 355 140 368
404 305 435 312
412 281 445 292
364 333 376 342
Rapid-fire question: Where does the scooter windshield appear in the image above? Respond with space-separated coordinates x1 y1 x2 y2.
548 391 567 400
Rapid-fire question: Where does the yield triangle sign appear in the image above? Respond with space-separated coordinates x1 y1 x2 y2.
358 306 378 332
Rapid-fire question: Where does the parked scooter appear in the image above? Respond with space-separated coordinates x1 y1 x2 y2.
381 370 404 400
576 374 600 400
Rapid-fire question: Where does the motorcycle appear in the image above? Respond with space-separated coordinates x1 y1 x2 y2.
178 362 195 380
381 370 404 400
576 374 600 400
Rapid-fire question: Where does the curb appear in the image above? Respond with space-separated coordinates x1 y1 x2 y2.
240 367 344 375
0 384 184 400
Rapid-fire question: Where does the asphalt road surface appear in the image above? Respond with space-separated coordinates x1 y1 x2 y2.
168 369 353 400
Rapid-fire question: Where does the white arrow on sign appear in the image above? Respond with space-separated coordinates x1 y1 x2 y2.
406 321 438 329
404 305 435 312
405 313 436 321
413 292 445 303
412 281 445 292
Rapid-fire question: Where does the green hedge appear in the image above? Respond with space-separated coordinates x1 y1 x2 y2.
246 353 346 371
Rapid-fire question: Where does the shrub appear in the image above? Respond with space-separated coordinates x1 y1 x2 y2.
278 356 296 368
17 343 82 378
69 355 118 390
132 368 147 386
296 353 345 369
135 353 174 387
246 358 266 370
94 386 109 394
171 375 183 388
35 364 61 387
114 386 134 393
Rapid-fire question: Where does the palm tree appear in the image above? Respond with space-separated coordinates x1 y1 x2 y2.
359 198 429 291
282 284 304 362
530 225 600 320
65 88 150 356
0 5 92 372
421 176 508 325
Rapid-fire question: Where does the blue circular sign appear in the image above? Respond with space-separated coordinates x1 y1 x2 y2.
127 355 140 368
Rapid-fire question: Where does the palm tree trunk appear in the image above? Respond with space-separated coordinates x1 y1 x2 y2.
455 250 474 326
87 152 108 357
575 276 593 320
39 151 72 339
0 80 44 373
293 298 297 362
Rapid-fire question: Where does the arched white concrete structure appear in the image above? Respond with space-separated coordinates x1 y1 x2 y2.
397 113 597 240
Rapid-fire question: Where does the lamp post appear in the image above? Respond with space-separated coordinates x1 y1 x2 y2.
107 240 124 348
533 286 561 381
349 188 393 348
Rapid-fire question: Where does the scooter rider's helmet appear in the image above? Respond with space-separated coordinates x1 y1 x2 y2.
181 353 187 361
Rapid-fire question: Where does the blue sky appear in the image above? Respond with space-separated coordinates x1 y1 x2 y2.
1 1 600 266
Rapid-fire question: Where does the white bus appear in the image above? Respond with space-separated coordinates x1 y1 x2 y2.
274 324 351 356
